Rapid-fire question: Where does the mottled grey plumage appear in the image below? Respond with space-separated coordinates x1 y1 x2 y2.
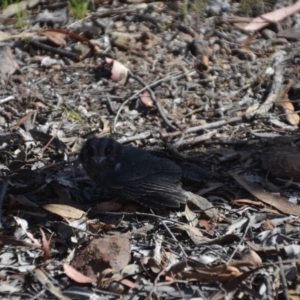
79 138 188 208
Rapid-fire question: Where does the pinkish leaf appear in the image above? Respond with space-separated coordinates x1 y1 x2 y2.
140 91 153 107
105 57 129 84
63 263 95 283
245 2 300 31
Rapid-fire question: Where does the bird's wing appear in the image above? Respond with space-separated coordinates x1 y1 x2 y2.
109 149 182 184
103 148 187 208
105 161 186 207
109 175 187 207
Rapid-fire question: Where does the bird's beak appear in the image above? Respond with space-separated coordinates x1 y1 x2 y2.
92 156 105 164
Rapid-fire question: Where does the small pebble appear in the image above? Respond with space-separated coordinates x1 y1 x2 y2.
261 29 276 40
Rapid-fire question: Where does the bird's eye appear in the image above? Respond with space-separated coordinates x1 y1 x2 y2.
85 145 94 156
105 146 112 156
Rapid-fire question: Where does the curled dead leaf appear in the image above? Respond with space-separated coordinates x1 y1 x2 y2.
140 91 153 107
105 57 129 84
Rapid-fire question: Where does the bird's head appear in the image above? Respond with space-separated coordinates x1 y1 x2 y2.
79 138 122 172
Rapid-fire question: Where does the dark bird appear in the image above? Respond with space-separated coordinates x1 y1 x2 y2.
79 137 191 208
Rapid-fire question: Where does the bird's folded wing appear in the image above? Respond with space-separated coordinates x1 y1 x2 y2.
106 175 187 207
110 155 182 184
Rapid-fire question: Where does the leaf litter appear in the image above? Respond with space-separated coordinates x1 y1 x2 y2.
1 0 300 299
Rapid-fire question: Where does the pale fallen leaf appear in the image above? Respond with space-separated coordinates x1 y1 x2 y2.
140 91 153 107
141 257 161 274
0 31 36 42
33 268 71 300
244 1 300 31
0 31 12 41
43 204 85 219
105 57 129 84
230 172 300 216
0 46 19 81
63 264 95 283
40 30 68 47
10 216 28 239
184 204 198 227
1 0 40 19
187 192 217 219
0 282 20 293
26 232 42 247
174 225 208 244
10 111 35 130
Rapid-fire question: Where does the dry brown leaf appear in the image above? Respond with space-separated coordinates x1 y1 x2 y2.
184 204 198 227
165 260 188 276
275 81 299 125
224 16 252 30
174 225 208 244
40 29 98 50
199 219 215 236
206 234 241 245
63 264 95 283
40 30 68 47
230 249 262 267
230 172 300 216
181 264 242 282
33 268 71 300
87 221 107 233
289 289 300 300
187 192 217 219
71 233 131 279
141 257 161 274
10 111 35 130
241 33 259 46
166 260 242 282
232 198 265 207
43 204 85 219
286 110 300 126
40 228 51 261
261 220 276 230
201 55 209 72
